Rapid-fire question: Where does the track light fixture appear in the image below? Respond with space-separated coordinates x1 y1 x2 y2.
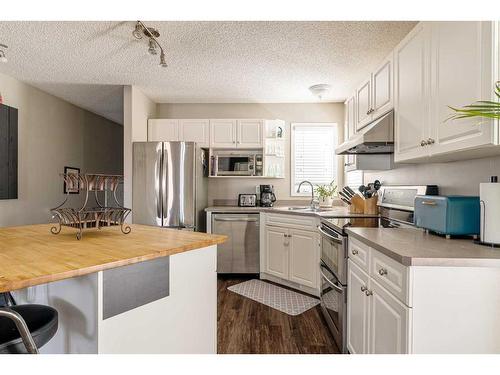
0 44 8 63
132 21 167 67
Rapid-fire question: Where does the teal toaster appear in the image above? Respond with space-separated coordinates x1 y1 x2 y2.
414 195 480 236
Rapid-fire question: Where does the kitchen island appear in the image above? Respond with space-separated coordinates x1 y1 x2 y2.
0 224 226 354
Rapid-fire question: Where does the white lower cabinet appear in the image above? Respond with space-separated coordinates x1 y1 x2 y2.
347 260 370 354
347 259 410 354
288 228 319 289
369 279 410 354
262 217 320 293
265 226 289 280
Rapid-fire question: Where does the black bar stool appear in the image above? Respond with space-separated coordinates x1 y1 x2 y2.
0 293 58 354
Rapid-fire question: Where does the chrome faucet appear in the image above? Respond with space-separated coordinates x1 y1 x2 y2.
297 180 320 211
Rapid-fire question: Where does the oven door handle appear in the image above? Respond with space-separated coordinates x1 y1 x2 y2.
317 225 343 244
320 268 344 293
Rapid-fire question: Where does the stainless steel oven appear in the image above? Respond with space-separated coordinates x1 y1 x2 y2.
317 221 348 353
317 223 347 284
320 261 347 353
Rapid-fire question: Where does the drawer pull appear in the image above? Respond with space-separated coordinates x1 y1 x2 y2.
378 268 388 276
421 200 437 206
360 286 367 292
365 290 373 296
351 249 359 255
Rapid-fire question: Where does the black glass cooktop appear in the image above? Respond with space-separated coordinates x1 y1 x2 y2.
321 216 379 233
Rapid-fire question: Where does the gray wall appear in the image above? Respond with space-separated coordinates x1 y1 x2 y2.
156 103 344 204
0 72 123 227
364 155 500 196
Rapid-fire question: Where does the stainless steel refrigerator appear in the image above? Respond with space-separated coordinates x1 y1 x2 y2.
132 142 208 231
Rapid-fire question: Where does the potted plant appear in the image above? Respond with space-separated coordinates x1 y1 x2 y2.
315 180 337 208
448 81 500 121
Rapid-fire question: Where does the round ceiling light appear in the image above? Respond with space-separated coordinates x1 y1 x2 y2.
309 84 331 100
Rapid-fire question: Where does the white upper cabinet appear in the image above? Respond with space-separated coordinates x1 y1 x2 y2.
210 119 237 148
394 21 499 163
356 78 372 131
148 119 179 141
429 21 495 156
354 52 394 133
180 119 210 147
394 22 431 162
237 119 263 148
345 95 356 139
148 119 209 146
211 119 263 148
372 54 394 118
344 95 357 171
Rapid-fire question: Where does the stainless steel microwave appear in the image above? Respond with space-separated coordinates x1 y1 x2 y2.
211 150 263 176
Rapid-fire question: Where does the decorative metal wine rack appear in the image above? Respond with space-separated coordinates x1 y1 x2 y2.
50 173 131 240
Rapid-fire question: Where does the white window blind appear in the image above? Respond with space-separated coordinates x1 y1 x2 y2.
291 123 338 195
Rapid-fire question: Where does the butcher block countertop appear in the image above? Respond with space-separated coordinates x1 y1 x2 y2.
0 224 227 293
346 227 500 267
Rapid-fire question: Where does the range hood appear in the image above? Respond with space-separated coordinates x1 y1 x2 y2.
336 110 394 155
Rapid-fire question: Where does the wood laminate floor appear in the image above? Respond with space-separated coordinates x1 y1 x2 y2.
217 276 340 354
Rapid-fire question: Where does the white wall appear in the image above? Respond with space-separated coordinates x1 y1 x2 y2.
0 72 123 227
123 86 157 216
156 103 344 204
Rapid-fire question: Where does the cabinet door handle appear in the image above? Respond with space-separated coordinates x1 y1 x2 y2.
378 268 388 276
365 290 373 296
351 249 359 255
360 286 367 292
427 138 435 145
420 140 428 147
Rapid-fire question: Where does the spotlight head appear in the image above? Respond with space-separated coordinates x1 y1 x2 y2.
160 52 167 67
148 39 157 55
132 22 143 39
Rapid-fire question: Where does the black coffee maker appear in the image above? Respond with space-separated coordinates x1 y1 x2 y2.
260 185 276 207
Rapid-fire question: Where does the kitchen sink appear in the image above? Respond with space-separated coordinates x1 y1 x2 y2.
278 206 333 213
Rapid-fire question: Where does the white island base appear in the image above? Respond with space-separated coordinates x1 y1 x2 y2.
12 245 217 354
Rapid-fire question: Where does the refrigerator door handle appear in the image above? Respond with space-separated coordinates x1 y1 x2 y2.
156 146 163 222
161 143 168 227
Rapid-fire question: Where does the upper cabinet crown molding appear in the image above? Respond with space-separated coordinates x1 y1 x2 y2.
394 21 499 163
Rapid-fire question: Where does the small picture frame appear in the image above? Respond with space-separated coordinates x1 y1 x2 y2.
64 166 80 194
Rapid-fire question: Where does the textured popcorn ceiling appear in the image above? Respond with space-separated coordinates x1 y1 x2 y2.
0 21 416 124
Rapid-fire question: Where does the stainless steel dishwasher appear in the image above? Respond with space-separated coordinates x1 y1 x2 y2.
211 213 259 274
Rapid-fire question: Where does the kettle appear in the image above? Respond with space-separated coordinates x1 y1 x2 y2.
260 185 276 207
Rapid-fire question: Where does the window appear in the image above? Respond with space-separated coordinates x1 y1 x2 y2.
291 123 338 196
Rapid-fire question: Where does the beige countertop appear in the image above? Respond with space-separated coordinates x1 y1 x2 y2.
0 224 227 292
205 205 378 218
346 227 500 267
